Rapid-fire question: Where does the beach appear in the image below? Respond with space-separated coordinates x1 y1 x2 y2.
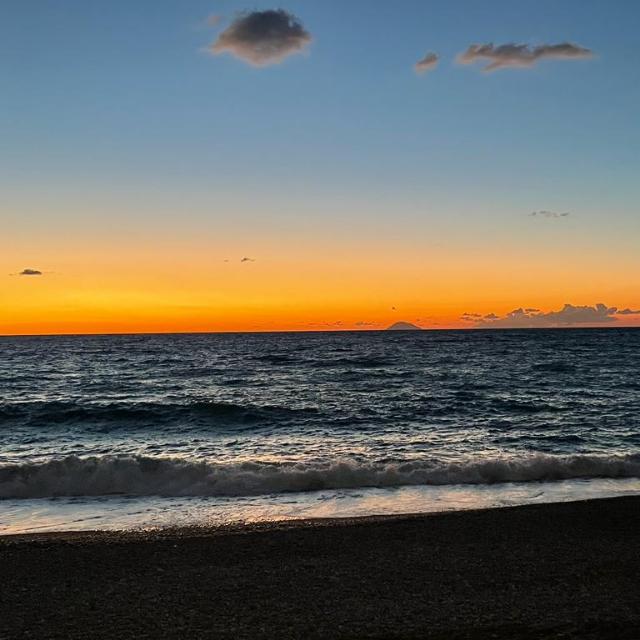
2 496 640 639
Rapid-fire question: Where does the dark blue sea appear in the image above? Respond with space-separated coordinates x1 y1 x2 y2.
1 329 639 532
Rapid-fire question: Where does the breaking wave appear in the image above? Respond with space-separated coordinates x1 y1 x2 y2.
2 453 640 500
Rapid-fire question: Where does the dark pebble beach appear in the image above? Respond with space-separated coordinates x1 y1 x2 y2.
2 496 640 639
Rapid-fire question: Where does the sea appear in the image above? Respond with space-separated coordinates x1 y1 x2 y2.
1 328 639 534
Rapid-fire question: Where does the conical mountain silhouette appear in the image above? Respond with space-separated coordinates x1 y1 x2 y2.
386 321 422 330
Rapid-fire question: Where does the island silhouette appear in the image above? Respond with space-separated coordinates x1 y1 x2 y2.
386 321 422 330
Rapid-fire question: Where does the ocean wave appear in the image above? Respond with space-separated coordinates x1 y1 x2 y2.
0 401 318 428
2 453 639 499
252 354 298 365
489 399 565 413
309 356 393 368
532 361 577 373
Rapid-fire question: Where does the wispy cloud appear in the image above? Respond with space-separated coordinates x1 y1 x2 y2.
240 257 255 263
457 42 593 72
209 9 312 67
471 303 625 328
18 268 43 276
617 308 640 316
415 52 439 75
530 210 570 219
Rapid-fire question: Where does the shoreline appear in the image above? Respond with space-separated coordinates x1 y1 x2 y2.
1 492 638 542
2 495 640 638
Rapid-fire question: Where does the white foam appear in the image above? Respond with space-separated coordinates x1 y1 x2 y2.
2 452 640 499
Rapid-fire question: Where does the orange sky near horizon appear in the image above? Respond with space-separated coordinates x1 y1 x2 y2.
4 153 639 336
2 236 639 335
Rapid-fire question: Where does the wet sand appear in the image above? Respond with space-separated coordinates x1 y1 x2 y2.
2 496 640 639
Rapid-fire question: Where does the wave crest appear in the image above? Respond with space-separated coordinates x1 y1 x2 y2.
2 453 640 500
0 401 318 428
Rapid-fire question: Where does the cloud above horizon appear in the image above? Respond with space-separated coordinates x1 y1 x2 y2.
530 210 570 219
18 268 42 276
457 42 593 72
415 52 439 74
209 9 312 67
469 303 638 328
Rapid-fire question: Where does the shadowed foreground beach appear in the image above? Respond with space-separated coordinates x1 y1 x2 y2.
2 496 640 639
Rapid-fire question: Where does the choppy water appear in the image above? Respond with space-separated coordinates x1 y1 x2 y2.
1 329 639 532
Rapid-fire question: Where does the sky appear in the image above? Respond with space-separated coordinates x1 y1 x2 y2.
1 0 639 334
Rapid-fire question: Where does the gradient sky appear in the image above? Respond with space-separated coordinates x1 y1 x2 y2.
1 0 639 334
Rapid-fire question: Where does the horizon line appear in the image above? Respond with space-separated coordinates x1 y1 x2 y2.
1 325 639 339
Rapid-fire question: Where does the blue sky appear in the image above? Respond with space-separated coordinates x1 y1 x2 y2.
3 0 639 212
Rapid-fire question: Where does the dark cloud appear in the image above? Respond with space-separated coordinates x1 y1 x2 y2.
617 308 640 315
209 9 312 67
474 303 620 328
530 210 570 219
461 312 482 322
415 52 439 75
240 257 255 262
19 268 42 276
457 42 593 72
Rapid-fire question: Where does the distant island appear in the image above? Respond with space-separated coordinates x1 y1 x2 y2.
386 321 422 331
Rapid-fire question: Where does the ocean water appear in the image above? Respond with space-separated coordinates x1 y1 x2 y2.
1 328 639 533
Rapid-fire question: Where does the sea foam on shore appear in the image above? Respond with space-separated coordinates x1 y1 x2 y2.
3 476 640 534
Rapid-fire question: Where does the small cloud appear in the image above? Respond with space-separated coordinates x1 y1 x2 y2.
240 257 255 263
209 9 312 67
415 52 439 75
355 321 378 327
530 210 570 219
475 303 620 328
19 268 43 276
457 42 593 72
461 312 482 322
207 14 223 27
617 308 640 315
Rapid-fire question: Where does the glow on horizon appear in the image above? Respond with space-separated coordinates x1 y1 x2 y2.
3 191 639 334
2 244 639 334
